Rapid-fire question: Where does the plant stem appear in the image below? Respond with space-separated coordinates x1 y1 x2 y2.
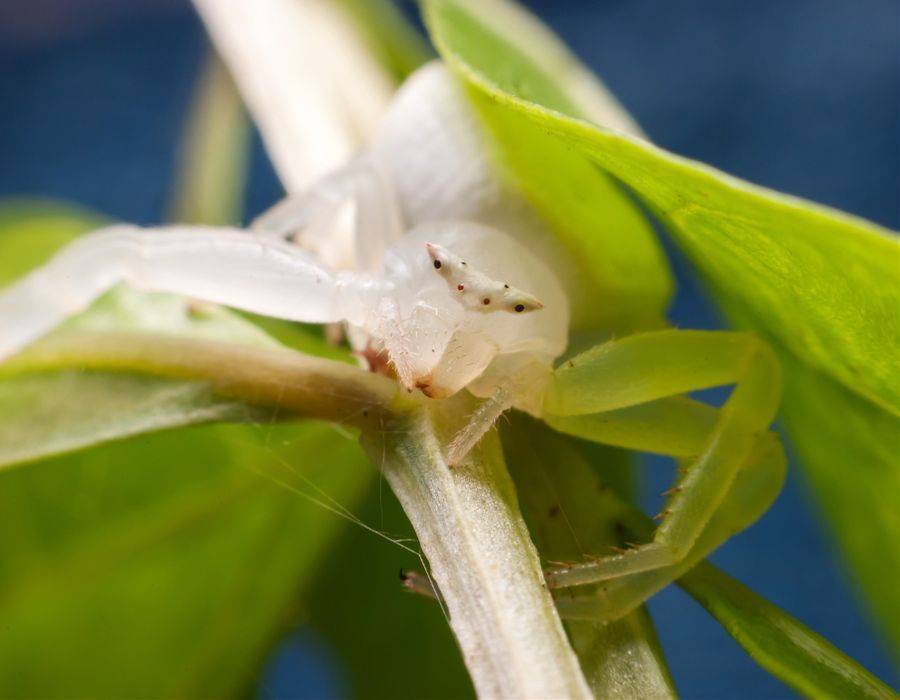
8 329 591 696
364 400 591 699
3 331 396 427
501 415 676 699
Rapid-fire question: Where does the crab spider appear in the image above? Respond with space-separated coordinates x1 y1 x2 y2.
0 216 569 463
0 62 784 618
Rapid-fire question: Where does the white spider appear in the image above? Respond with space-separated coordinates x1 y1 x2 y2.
0 63 572 463
0 61 788 609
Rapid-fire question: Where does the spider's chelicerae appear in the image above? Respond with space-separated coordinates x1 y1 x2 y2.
0 62 785 622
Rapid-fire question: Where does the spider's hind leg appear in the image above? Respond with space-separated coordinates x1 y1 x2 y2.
553 432 786 622
541 330 783 592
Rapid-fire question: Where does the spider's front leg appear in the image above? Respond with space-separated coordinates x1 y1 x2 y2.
540 330 785 601
445 356 553 466
0 225 357 361
445 381 517 466
251 156 404 272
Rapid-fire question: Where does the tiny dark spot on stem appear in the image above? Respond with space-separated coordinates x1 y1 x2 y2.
548 505 561 518
504 283 509 288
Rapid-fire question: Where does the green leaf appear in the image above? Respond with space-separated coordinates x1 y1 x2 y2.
423 0 899 652
0 420 373 697
425 0 898 409
679 563 897 700
0 371 264 469
776 348 900 652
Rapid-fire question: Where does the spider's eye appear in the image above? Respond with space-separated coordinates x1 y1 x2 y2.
514 304 525 313
433 259 442 269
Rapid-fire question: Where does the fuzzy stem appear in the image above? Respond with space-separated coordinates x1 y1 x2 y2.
5 331 592 697
501 414 676 699
364 400 591 699
2 331 396 427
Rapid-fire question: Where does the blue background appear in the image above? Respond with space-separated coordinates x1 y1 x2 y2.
0 1 896 698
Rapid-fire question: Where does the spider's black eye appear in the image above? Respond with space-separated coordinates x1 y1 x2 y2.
483 298 491 305
433 259 442 269
514 304 525 313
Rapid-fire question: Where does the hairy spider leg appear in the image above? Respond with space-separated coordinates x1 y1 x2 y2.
446 383 515 465
251 155 404 272
540 329 782 589
446 356 553 466
553 427 785 622
0 224 357 362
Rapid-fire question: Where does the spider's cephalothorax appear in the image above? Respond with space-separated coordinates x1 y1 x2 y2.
354 221 567 403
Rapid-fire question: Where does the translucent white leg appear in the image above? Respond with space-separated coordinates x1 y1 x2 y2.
447 358 552 465
252 156 404 272
0 224 357 361
446 385 515 466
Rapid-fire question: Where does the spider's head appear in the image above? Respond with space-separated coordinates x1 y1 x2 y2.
425 241 544 314
498 286 544 314
424 241 454 275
